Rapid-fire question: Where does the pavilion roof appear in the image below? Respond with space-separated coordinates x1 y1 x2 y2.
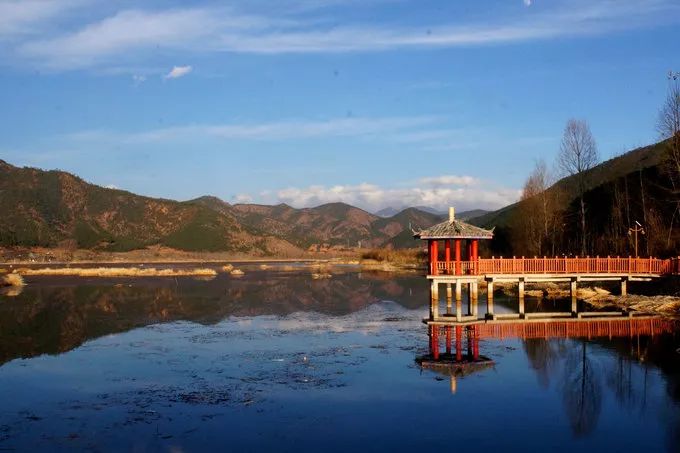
413 218 494 240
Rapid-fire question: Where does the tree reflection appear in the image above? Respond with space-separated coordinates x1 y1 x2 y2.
523 338 563 389
562 340 602 437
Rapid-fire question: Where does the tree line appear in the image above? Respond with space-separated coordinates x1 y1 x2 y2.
510 72 680 258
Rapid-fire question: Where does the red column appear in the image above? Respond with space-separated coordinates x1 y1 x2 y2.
454 239 461 275
472 239 479 274
432 240 439 276
472 326 479 360
455 326 462 361
467 240 473 274
444 240 451 274
445 326 452 354
427 240 433 274
432 326 440 360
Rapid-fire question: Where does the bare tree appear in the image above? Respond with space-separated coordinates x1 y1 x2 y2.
657 71 680 248
557 119 599 255
658 71 680 188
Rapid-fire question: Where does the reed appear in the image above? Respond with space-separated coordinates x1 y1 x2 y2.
16 267 217 278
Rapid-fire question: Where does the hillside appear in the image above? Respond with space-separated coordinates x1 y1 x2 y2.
470 140 677 257
0 160 449 254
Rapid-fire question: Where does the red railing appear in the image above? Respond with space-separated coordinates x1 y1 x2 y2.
432 256 680 276
431 318 674 341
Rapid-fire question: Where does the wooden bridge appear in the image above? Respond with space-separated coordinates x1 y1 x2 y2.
414 207 680 323
427 256 679 322
431 256 679 277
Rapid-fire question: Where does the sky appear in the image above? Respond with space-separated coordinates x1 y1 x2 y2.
1 0 679 213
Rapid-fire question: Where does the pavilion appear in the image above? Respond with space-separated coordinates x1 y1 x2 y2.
413 207 494 276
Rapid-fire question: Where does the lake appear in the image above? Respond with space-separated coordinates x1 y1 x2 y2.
1 266 679 451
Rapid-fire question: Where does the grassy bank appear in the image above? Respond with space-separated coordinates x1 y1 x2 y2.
14 267 218 278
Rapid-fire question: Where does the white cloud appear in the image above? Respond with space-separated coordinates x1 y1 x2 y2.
9 0 680 71
132 74 146 85
64 116 440 143
273 180 520 212
232 193 253 203
419 175 478 186
164 65 192 79
0 0 86 39
524 0 533 6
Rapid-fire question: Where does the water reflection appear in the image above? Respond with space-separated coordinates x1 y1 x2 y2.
0 271 428 365
419 317 678 438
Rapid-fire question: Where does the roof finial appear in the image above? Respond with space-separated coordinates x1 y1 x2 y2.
449 207 455 223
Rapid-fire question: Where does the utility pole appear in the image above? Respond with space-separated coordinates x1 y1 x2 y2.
628 221 645 257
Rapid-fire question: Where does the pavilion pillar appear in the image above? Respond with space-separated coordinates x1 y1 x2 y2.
472 239 479 274
444 240 452 274
454 239 462 275
432 240 439 276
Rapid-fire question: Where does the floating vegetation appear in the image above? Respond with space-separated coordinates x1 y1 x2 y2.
230 269 245 276
311 273 332 280
15 267 217 278
1 273 25 287
221 264 234 272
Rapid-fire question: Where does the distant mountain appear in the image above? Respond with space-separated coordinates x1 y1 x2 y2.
457 209 489 221
375 207 401 217
0 160 444 253
375 205 486 219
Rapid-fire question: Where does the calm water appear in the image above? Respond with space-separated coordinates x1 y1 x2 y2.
1 267 680 451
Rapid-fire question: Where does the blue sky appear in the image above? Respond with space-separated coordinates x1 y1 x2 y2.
1 0 679 212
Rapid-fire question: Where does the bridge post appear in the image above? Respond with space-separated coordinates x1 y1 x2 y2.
518 278 525 317
471 282 479 317
446 283 453 311
570 278 577 315
455 280 462 302
486 280 494 317
456 297 462 322
621 278 627 296
430 280 439 320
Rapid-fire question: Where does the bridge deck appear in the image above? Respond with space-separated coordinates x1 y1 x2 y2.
431 256 679 276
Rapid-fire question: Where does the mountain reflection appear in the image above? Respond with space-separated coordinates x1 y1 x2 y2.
0 271 428 365
420 318 679 439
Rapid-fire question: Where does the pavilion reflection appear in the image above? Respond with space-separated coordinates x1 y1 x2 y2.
417 316 676 396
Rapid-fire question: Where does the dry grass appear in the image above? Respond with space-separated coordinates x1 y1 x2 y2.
16 267 217 278
360 248 425 265
311 273 332 279
1 273 25 287
221 264 234 272
230 269 245 276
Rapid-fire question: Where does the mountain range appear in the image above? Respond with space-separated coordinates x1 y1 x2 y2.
0 159 449 254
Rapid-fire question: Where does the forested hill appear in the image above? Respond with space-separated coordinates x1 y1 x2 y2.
469 140 678 257
0 159 445 254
